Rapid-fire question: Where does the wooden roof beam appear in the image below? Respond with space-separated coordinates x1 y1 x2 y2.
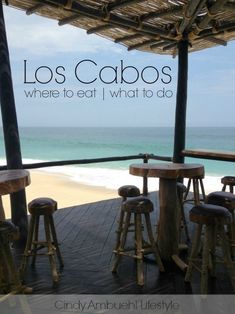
87 24 114 35
26 3 46 15
104 0 146 12
114 33 143 43
150 41 167 49
162 42 178 51
139 5 183 22
204 36 227 46
195 0 229 33
39 0 174 40
58 14 80 26
127 39 160 51
224 2 235 11
177 0 206 34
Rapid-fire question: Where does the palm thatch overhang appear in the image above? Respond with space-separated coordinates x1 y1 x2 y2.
1 0 235 241
5 0 235 55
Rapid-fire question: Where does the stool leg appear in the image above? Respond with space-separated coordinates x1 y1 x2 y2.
218 224 235 291
184 179 191 201
144 213 164 272
112 212 131 273
192 179 200 205
201 226 211 294
230 185 234 194
185 224 202 282
222 184 226 192
208 224 217 278
135 213 144 286
31 215 40 267
1 237 22 293
48 215 64 268
199 178 206 202
114 209 125 251
179 198 190 244
44 215 59 282
20 214 36 276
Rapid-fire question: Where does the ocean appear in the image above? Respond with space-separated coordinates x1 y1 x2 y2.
0 127 235 191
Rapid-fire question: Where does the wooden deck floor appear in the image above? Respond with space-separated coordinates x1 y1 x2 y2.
15 193 234 294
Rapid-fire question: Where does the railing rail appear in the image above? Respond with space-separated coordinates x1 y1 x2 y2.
0 153 172 171
0 153 173 196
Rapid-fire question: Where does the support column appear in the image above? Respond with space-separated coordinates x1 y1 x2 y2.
173 39 189 164
0 1 27 243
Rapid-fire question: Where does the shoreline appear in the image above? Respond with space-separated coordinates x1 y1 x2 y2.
2 168 224 219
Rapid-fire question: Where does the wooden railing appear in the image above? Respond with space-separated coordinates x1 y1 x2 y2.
182 149 235 162
0 153 173 195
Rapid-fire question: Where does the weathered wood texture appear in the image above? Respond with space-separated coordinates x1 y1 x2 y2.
129 163 204 261
13 195 234 294
0 3 27 240
0 170 30 196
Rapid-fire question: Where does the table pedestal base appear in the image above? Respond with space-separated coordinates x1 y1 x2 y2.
157 178 180 261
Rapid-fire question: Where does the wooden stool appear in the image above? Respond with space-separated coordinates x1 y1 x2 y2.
207 191 235 258
184 176 206 204
20 198 64 282
177 183 190 244
0 221 28 294
115 185 141 251
185 204 235 294
112 196 164 286
221 176 235 193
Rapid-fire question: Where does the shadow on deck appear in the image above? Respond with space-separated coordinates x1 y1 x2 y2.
15 193 234 294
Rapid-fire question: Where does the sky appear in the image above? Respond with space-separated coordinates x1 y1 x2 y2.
1 5 235 127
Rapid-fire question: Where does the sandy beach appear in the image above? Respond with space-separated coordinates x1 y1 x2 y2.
2 170 118 219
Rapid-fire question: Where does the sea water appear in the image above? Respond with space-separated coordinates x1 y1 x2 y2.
0 127 235 192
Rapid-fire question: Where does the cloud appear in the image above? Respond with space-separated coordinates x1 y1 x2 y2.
4 6 122 56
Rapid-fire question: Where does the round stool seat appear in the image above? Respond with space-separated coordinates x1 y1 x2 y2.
177 182 187 194
122 197 153 214
190 204 231 225
28 197 57 215
207 191 235 212
221 176 235 186
118 185 140 198
0 221 19 240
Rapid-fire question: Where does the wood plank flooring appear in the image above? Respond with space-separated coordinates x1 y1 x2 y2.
14 193 234 294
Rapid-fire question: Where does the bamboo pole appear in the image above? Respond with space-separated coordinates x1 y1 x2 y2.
0 1 28 243
173 39 188 164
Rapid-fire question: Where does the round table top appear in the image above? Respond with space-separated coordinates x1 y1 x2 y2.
0 169 30 195
129 163 204 179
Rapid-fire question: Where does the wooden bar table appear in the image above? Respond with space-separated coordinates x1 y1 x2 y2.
0 169 30 221
129 163 204 262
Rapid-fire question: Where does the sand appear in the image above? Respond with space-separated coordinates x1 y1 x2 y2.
1 170 118 219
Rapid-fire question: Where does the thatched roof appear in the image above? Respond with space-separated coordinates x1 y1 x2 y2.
6 0 235 55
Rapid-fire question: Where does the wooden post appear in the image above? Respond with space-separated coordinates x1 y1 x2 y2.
0 2 28 243
173 39 188 164
143 154 148 196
